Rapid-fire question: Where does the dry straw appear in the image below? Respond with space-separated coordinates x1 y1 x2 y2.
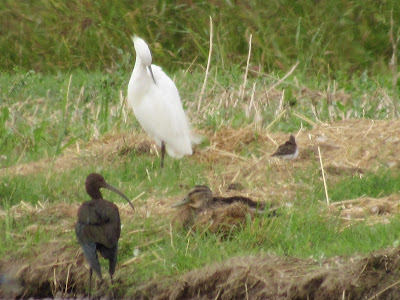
197 16 213 111
318 146 329 205
239 33 253 100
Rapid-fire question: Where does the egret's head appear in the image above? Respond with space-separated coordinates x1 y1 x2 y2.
132 35 156 84
132 35 152 66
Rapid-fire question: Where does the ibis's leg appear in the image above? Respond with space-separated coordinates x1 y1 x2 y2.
89 268 92 300
110 274 115 299
97 244 118 299
161 141 166 169
108 245 117 299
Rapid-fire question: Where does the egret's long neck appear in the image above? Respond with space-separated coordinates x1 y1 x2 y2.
131 56 147 77
129 57 148 90
128 56 152 104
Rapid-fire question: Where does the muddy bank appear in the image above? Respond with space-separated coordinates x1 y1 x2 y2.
2 245 400 299
135 248 400 300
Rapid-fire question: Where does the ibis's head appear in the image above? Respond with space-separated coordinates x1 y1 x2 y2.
132 35 156 84
85 173 134 211
171 185 213 210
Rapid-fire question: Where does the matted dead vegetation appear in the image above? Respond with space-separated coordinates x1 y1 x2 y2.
3 118 398 225
2 119 400 298
328 195 400 228
3 226 400 300
2 118 400 228
1 192 400 299
2 119 400 179
0 131 152 178
0 240 102 299
0 201 136 299
135 247 400 300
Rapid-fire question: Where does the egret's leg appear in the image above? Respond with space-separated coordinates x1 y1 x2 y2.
161 141 166 168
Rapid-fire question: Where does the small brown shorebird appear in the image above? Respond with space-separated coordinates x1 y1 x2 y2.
75 173 134 299
171 185 267 228
271 135 298 160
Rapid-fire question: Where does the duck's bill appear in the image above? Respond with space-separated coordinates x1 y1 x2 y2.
105 183 135 211
171 197 190 208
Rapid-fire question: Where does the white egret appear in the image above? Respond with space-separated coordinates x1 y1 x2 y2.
127 36 200 168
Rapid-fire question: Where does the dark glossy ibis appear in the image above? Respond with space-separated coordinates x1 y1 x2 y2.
271 135 299 160
75 173 134 298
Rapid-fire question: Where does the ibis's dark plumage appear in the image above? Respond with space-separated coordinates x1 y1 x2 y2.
75 173 134 298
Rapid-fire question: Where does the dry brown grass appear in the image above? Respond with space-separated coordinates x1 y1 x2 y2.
136 248 400 300
0 200 136 299
3 119 400 176
3 198 400 300
2 119 400 298
328 195 400 228
0 131 152 178
4 119 399 179
2 118 400 222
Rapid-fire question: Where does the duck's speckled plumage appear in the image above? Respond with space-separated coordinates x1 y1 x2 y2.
172 185 268 231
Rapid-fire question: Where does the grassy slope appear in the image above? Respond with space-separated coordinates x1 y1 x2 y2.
1 0 400 298
2 68 400 297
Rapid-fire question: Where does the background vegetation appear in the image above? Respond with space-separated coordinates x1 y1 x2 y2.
1 0 399 76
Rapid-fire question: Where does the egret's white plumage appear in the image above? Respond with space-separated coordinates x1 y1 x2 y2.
128 36 200 166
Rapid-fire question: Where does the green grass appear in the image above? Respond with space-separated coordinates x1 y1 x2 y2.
1 68 396 168
322 170 400 201
2 144 400 296
111 190 400 290
1 1 400 297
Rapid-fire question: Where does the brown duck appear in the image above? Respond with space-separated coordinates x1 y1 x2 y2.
171 185 270 232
